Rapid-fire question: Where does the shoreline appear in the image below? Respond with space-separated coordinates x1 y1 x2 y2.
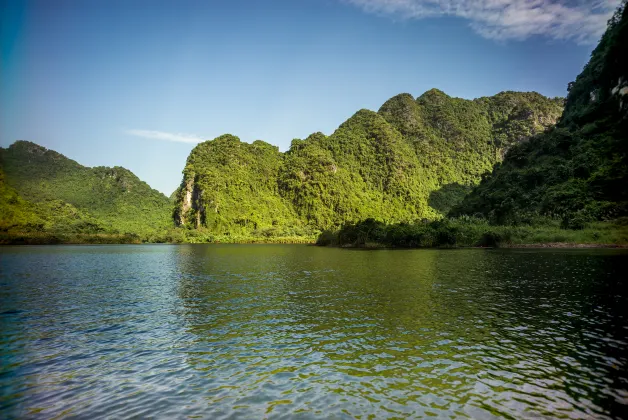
2 240 627 249
323 242 628 250
503 242 628 249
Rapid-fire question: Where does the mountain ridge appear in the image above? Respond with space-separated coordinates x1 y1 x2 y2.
452 2 628 227
174 89 563 235
0 140 172 236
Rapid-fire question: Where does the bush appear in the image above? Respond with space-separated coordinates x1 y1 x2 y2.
316 230 337 246
561 211 592 230
476 231 503 247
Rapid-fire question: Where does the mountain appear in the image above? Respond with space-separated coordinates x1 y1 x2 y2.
452 3 628 228
0 141 172 235
0 168 42 231
175 90 563 235
173 135 305 237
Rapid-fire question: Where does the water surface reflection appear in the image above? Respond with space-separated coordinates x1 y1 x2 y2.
1 245 626 418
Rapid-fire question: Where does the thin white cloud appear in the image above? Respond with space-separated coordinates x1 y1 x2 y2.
345 0 622 43
126 129 205 144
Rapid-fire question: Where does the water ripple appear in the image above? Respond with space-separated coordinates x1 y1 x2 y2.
1 245 627 418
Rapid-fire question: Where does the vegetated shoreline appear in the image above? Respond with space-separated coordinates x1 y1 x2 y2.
3 216 627 248
2 238 627 249
0 232 317 246
327 242 628 249
505 242 628 249
2 230 627 249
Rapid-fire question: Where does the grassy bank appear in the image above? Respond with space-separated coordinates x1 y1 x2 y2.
3 217 627 247
0 229 317 245
140 227 317 244
0 232 144 245
315 217 628 248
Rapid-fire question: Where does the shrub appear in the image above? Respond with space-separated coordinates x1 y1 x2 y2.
476 231 503 247
316 230 337 246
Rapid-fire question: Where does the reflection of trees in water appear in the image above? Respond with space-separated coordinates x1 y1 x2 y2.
172 245 628 418
171 246 484 416
174 245 447 341
439 249 628 419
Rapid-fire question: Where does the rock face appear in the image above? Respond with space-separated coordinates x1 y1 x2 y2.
176 175 206 227
177 177 195 225
175 90 563 234
612 77 628 110
452 4 628 225
173 135 301 234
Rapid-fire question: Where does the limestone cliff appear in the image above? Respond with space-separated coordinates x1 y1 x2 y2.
175 90 564 232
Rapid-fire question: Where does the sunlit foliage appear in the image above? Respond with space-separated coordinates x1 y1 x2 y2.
176 90 562 234
0 141 172 238
452 4 628 227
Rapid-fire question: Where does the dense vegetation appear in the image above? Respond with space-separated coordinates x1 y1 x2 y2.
175 90 562 238
173 135 308 237
323 2 628 248
3 3 625 246
1 88 566 245
0 141 172 243
452 3 628 228
317 217 628 248
0 168 41 232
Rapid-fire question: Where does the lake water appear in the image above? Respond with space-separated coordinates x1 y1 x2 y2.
1 245 627 419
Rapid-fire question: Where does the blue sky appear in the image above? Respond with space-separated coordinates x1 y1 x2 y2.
0 0 621 195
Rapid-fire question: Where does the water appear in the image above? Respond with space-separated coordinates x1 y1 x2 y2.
1 245 627 419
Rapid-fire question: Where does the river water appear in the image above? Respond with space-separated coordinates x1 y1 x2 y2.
1 245 627 419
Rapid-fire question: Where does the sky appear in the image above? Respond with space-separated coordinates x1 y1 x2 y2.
0 0 621 195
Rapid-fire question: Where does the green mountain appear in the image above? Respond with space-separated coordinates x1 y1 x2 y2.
175 90 563 235
452 4 628 228
0 168 42 232
173 135 305 237
0 141 172 235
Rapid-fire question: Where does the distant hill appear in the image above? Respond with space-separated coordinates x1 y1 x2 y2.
0 141 172 235
175 90 563 235
0 168 42 231
452 3 628 228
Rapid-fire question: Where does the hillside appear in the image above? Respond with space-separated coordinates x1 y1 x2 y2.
175 90 563 235
173 135 306 237
0 141 172 236
0 168 42 231
452 3 628 228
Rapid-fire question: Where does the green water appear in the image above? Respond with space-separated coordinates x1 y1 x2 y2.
1 245 627 418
